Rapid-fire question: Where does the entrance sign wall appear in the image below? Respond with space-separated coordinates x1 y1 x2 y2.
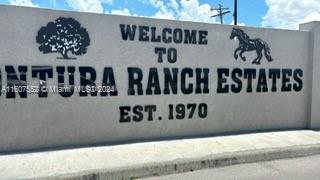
0 5 317 153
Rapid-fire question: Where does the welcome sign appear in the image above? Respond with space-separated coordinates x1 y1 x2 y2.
0 5 311 153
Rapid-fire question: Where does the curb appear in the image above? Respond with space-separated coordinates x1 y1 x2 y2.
54 144 320 180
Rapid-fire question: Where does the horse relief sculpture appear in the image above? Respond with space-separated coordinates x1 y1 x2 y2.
230 28 273 65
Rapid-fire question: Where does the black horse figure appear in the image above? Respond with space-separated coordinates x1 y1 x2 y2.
230 28 273 65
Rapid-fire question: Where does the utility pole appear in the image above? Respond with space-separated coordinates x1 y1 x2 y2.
234 0 238 25
211 4 230 24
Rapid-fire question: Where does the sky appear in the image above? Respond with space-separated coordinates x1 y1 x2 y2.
0 0 320 30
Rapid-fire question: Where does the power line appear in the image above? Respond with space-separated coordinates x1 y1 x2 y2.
211 4 230 24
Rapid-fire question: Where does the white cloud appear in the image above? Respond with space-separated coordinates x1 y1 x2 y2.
9 0 38 7
111 8 131 16
262 0 320 29
179 0 213 22
302 11 320 24
63 0 226 24
66 0 113 13
110 8 138 16
150 0 218 23
150 0 176 19
230 20 245 26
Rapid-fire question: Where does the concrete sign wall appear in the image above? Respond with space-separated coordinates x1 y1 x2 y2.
0 5 315 153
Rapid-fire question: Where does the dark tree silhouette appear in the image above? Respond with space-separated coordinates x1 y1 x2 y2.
36 17 90 59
